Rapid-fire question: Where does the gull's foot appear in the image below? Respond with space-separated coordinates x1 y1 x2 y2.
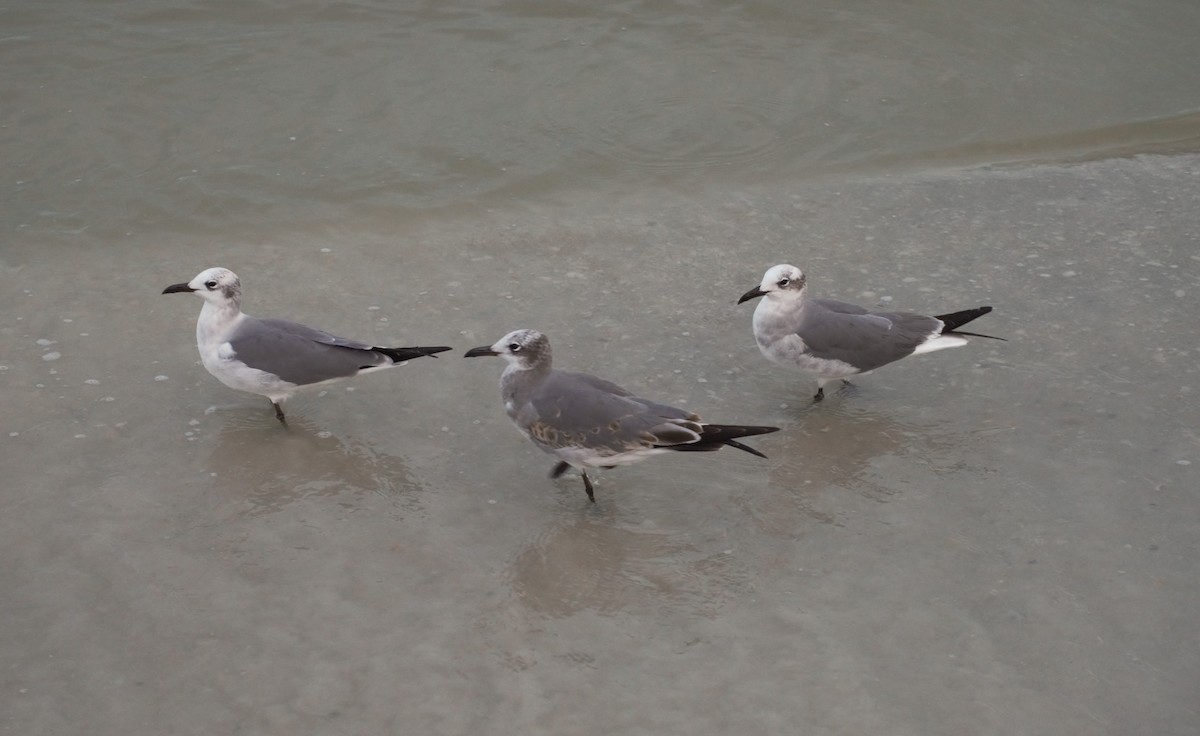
549 461 570 479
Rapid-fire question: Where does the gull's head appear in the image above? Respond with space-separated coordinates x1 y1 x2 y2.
738 264 807 305
162 267 242 306
464 328 551 371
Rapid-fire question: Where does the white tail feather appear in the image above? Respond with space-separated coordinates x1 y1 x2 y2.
913 334 968 355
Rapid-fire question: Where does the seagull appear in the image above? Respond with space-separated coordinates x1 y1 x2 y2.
464 329 779 503
738 264 1003 401
162 267 452 423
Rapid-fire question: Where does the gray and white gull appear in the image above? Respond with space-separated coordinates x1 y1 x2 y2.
465 329 778 503
163 267 451 423
738 264 1003 400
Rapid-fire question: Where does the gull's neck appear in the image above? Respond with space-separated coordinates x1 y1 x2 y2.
755 291 807 323
500 360 550 408
196 299 244 345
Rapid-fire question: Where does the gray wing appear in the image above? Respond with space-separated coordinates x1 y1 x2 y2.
257 318 375 350
522 371 702 453
560 372 700 422
799 304 942 372
227 317 389 385
811 298 871 316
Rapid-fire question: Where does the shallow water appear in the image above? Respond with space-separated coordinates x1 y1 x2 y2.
2 1 1199 734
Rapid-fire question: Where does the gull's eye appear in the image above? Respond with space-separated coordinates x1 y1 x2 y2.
508 343 522 352
205 280 218 290
777 277 790 287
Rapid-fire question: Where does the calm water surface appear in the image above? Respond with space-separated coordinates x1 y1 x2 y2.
1 1 1198 734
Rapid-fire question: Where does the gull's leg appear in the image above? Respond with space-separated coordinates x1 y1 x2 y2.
271 400 287 425
549 461 570 479
580 471 596 503
814 377 838 402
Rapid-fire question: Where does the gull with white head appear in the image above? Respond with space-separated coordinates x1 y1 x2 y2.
738 264 1003 401
465 328 778 503
163 267 451 423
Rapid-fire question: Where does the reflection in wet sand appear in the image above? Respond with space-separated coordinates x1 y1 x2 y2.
204 413 423 518
739 400 979 537
506 517 749 619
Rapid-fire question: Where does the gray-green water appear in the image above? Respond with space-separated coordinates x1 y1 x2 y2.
2 2 1198 734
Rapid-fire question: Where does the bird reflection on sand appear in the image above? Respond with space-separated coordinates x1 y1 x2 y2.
204 413 423 518
504 516 750 619
739 402 978 537
473 516 753 670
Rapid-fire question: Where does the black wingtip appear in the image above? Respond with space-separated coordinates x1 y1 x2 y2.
935 306 1006 340
664 424 779 457
722 438 769 459
377 345 453 362
934 306 991 331
707 424 780 441
949 329 1007 341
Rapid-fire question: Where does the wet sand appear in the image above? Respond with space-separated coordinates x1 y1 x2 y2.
2 154 1197 735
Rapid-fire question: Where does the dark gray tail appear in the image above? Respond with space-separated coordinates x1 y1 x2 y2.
376 345 453 362
664 424 779 458
934 306 1006 341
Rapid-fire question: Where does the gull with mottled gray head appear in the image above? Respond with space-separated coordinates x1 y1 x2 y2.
738 264 1003 401
465 329 779 503
163 267 451 423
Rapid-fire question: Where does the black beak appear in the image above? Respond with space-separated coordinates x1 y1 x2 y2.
464 346 499 358
162 283 195 294
737 286 767 305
